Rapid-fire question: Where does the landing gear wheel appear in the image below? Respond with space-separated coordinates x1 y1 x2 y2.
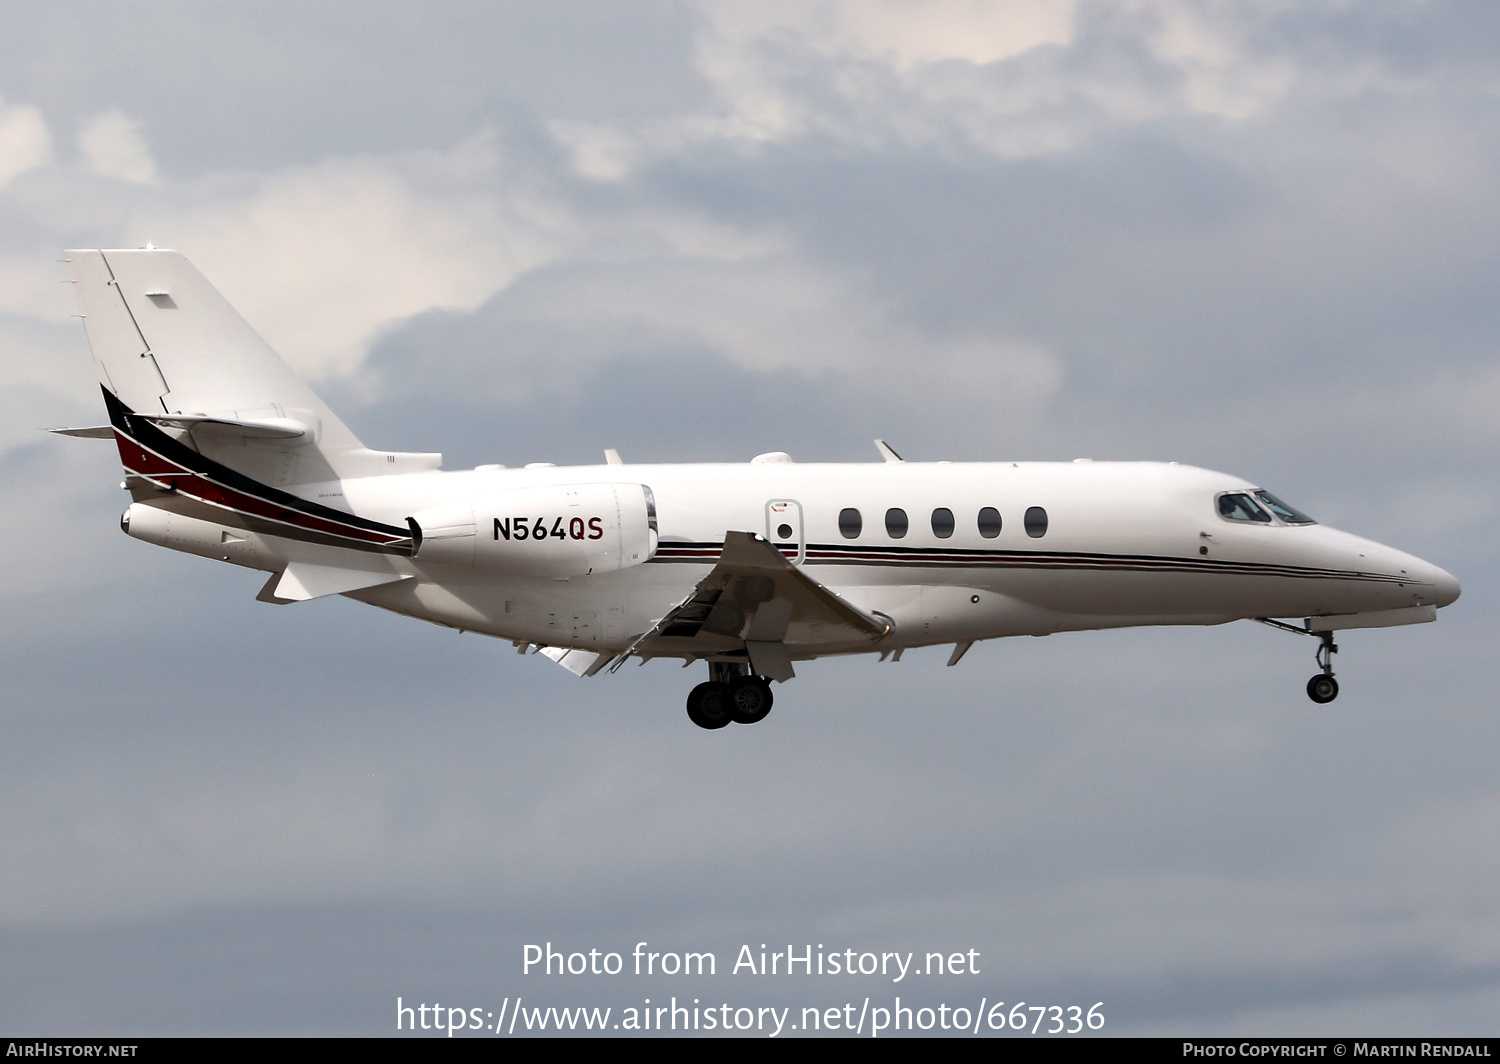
1306 674 1339 704
686 681 732 730
727 676 774 725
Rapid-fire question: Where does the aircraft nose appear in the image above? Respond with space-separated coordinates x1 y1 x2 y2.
1426 563 1461 608
1364 536 1460 609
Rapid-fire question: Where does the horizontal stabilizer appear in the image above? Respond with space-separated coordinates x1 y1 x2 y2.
48 425 115 439
136 413 309 440
257 562 409 604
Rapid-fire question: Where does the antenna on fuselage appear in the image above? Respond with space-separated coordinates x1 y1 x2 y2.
874 439 904 463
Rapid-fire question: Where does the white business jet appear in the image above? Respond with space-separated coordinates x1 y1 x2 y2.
54 249 1460 729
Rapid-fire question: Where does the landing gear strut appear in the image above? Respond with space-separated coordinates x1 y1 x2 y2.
686 661 774 730
1257 619 1341 703
1306 631 1339 704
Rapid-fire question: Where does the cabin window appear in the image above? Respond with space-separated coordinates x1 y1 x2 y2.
1024 506 1048 538
1218 493 1272 523
839 507 862 539
931 507 955 539
977 506 1002 539
885 507 908 539
776 523 793 540
1254 490 1316 525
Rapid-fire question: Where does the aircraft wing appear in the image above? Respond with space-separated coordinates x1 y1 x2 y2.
604 531 891 680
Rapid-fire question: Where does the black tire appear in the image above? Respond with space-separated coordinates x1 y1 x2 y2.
687 681 732 730
1306 674 1339 704
727 676 774 725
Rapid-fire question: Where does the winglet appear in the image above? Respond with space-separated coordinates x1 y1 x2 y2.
874 439 904 463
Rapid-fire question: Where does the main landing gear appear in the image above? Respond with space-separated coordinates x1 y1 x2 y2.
686 661 774 730
1256 619 1339 704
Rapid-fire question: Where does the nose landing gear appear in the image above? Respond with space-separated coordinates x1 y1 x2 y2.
1306 632 1339 704
686 661 775 729
1256 619 1341 704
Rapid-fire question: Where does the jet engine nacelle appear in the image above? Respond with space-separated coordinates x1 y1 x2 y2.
407 483 658 577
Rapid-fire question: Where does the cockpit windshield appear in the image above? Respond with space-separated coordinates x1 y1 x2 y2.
1218 493 1272 522
1253 490 1316 525
1217 490 1318 525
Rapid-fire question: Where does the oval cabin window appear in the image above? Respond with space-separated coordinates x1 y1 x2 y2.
1024 506 1048 538
885 507 908 539
931 507 955 539
838 508 862 539
977 507 1002 539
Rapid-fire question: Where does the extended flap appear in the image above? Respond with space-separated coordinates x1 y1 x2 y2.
607 531 890 668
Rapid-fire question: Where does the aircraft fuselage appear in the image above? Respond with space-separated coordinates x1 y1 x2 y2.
125 454 1459 657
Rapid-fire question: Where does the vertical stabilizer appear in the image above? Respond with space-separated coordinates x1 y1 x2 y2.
65 248 440 486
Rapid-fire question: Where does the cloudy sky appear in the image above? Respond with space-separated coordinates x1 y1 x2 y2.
2 0 1498 1037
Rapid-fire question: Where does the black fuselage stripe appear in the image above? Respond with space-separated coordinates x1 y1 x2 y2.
652 542 1407 584
106 389 410 545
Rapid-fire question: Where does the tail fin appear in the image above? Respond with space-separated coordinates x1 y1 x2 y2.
66 248 439 485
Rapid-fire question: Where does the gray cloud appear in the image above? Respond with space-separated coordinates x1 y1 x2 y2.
0 1 704 173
